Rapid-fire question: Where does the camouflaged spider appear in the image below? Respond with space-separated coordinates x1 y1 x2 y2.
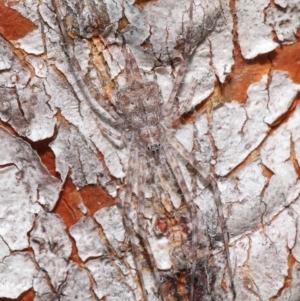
54 0 235 300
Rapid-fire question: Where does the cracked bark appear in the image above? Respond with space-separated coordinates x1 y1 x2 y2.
0 0 300 300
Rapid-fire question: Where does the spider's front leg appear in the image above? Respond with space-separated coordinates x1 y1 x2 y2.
162 0 194 119
53 0 124 128
167 79 198 124
124 46 143 84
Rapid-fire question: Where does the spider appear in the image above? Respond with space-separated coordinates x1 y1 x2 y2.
53 0 235 300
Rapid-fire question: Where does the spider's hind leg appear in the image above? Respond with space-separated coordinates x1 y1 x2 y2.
120 144 149 301
168 135 236 299
136 151 166 301
162 146 198 301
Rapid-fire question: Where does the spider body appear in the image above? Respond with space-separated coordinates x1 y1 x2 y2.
115 80 165 156
54 0 236 300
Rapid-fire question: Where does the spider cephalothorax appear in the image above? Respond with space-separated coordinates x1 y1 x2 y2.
116 80 166 156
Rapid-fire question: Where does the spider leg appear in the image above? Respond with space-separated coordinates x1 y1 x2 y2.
162 0 194 119
168 135 236 298
124 46 143 84
157 161 177 204
120 144 148 301
137 152 166 301
167 79 198 125
147 156 162 204
53 0 124 127
162 145 197 301
97 119 125 145
200 3 222 32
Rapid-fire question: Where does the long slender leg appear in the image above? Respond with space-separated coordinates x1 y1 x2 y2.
97 119 124 143
168 135 236 298
52 0 124 126
120 144 148 301
162 146 197 301
136 152 166 301
162 0 194 119
167 79 198 125
124 46 143 84
124 46 134 84
157 160 178 206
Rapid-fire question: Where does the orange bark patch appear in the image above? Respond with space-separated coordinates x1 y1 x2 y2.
52 177 85 265
0 288 36 301
154 216 168 234
79 184 116 215
0 2 37 40
18 289 35 301
135 0 159 10
118 15 129 32
222 50 271 103
29 138 59 178
269 40 300 84
53 176 84 227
